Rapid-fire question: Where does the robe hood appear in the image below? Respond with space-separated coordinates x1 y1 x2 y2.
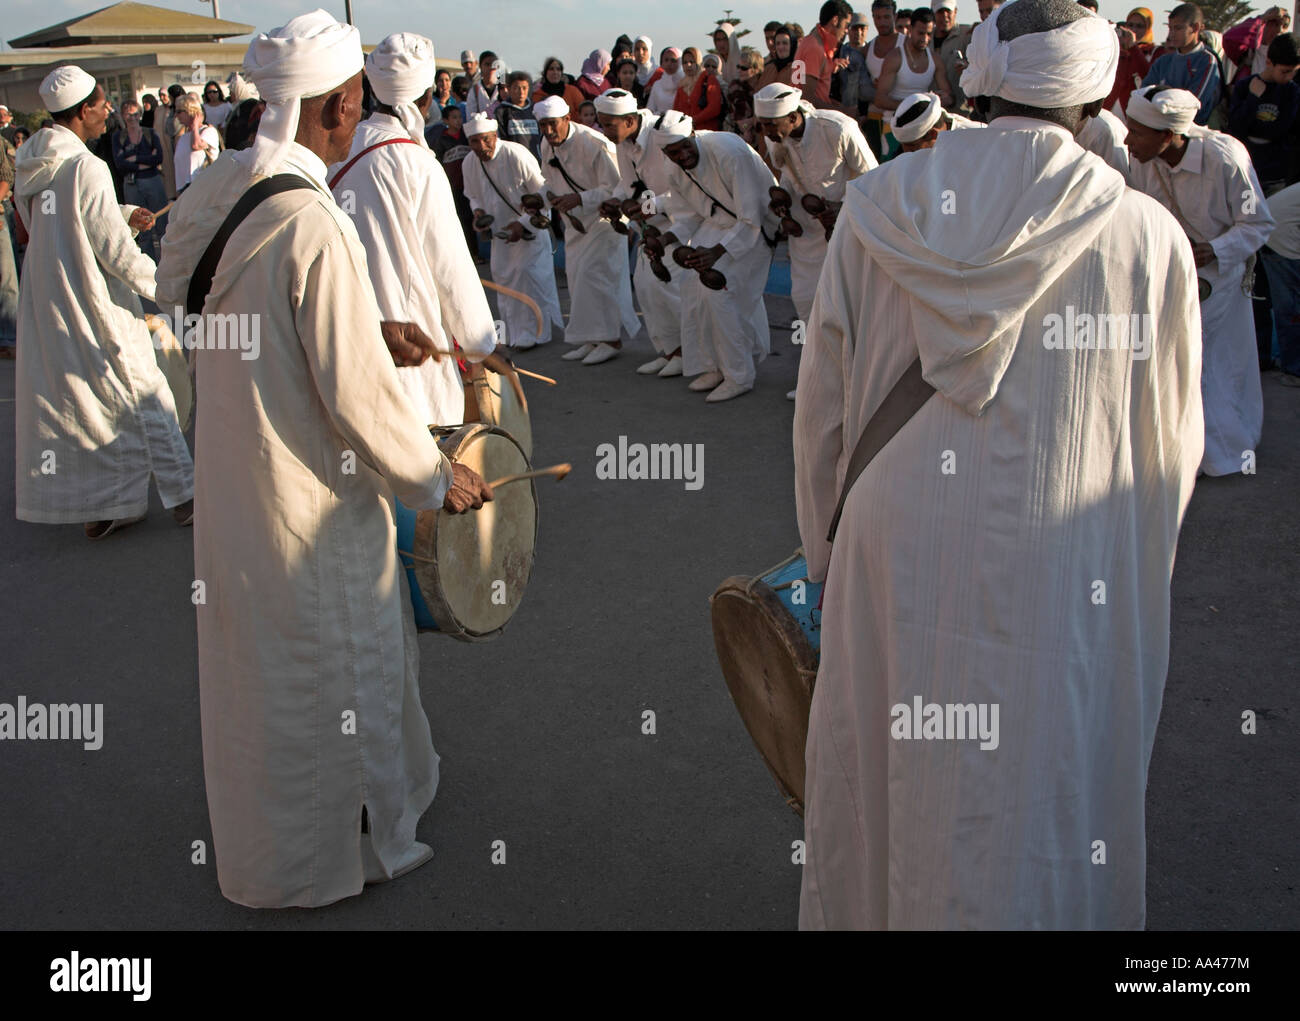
14 125 88 202
844 119 1125 415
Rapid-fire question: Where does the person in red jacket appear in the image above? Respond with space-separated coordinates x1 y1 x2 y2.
674 47 725 130
1223 7 1292 85
1107 7 1155 115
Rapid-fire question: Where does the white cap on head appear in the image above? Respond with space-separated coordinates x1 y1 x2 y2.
534 95 570 120
651 109 693 145
39 65 98 115
464 111 498 137
366 32 436 146
227 71 260 104
239 9 363 176
931 0 958 11
891 92 944 142
959 3 1118 108
753 83 801 119
593 89 637 116
1126 85 1200 134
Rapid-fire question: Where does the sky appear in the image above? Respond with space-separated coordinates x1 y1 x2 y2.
0 0 1265 74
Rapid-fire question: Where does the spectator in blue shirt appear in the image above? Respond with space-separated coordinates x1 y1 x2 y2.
1143 3 1223 125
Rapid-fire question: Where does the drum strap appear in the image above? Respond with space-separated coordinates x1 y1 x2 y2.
328 137 419 190
186 174 317 318
826 355 936 543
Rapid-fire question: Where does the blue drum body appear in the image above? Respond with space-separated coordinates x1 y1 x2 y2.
395 500 439 632
759 552 823 654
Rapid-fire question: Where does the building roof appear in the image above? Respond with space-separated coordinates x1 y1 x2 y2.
8 2 254 49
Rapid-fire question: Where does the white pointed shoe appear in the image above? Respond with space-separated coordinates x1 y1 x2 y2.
657 355 684 377
688 371 725 392
786 389 797 401
705 379 753 403
637 356 669 375
562 343 595 361
363 838 434 884
582 342 620 365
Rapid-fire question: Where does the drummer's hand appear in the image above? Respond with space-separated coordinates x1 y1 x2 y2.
128 207 155 231
442 462 494 513
1191 241 1217 268
687 244 725 271
380 321 442 367
503 221 525 243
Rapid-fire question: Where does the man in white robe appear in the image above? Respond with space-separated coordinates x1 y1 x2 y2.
535 96 640 366
891 90 986 152
595 90 685 377
14 66 193 538
655 113 776 403
328 32 497 426
461 113 563 350
795 0 1205 929
1125 85 1276 477
155 10 493 909
756 83 877 399
1076 105 1131 181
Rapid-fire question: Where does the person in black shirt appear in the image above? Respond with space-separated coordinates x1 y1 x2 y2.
495 71 541 158
1228 32 1299 192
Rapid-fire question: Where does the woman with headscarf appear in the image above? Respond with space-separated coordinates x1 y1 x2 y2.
757 25 798 88
711 21 743 85
532 56 586 118
674 47 724 130
633 36 656 86
576 49 613 101
1107 8 1155 117
644 46 686 114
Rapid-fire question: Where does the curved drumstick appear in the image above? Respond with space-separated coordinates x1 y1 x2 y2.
481 278 544 337
489 463 572 488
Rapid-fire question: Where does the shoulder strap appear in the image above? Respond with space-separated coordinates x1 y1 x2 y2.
327 137 419 190
826 356 936 543
186 174 317 318
481 161 522 216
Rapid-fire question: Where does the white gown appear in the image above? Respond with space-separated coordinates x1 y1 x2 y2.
1129 127 1275 476
794 119 1204 929
540 122 640 347
329 112 498 427
765 106 877 321
613 111 684 356
13 124 193 523
157 145 455 908
1075 107 1131 182
662 130 776 387
462 139 563 348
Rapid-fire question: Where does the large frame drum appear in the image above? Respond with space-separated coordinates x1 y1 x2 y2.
462 362 533 459
710 550 824 815
396 423 537 641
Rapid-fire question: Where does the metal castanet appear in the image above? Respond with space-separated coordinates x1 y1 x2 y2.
672 244 727 290
519 193 553 230
801 194 838 241
473 211 495 231
545 190 587 234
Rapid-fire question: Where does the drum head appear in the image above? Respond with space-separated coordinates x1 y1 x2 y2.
710 575 818 815
412 424 537 641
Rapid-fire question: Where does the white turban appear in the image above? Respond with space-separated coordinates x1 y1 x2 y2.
1126 85 1199 135
366 32 435 146
594 89 637 116
931 0 957 10
651 109 693 145
238 9 363 177
753 83 801 118
892 92 944 142
534 96 569 121
959 4 1118 108
464 111 498 137
227 71 260 104
635 36 655 85
39 66 98 115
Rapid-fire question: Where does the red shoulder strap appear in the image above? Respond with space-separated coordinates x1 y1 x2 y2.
328 137 419 190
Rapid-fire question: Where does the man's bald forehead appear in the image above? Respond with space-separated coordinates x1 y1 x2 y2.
997 0 1091 41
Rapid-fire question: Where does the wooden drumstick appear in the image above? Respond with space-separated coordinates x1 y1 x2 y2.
488 463 572 488
511 366 557 386
481 278 545 336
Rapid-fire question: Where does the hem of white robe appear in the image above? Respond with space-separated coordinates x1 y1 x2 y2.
17 501 151 524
